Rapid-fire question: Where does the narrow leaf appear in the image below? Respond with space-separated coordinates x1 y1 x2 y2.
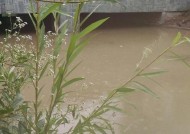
172 32 181 45
39 61 49 79
9 66 15 75
138 70 167 77
116 87 135 93
93 124 107 134
93 109 110 118
58 20 68 32
79 18 109 39
62 77 84 88
53 22 67 57
132 81 158 98
65 61 82 78
106 105 123 113
39 3 61 22
73 3 84 31
68 39 88 64
66 34 78 62
169 51 190 68
97 117 114 134
184 37 190 43
39 23 45 55
28 12 36 30
80 4 101 27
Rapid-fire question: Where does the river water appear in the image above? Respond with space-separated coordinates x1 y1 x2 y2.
65 25 190 134
1 13 190 134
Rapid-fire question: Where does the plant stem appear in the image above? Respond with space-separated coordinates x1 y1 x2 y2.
72 44 173 133
122 45 173 87
34 1 40 132
44 3 83 133
44 62 68 133
35 0 88 3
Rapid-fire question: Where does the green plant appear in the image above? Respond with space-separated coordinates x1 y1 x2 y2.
0 0 113 133
0 0 190 134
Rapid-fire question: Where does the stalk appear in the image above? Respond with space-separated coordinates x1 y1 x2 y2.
72 44 173 133
43 3 83 133
44 62 68 133
34 1 40 132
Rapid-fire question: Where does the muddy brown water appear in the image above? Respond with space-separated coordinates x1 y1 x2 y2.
67 26 190 134
1 13 190 133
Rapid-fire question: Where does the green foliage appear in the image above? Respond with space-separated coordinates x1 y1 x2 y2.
0 0 190 134
172 32 182 45
0 1 115 133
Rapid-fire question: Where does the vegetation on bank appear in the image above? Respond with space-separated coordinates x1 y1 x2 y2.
0 0 190 133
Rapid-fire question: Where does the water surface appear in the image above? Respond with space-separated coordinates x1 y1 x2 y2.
2 13 190 134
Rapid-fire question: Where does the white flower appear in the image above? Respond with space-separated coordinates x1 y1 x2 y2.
13 31 18 36
16 17 23 23
26 35 32 40
16 37 20 42
0 21 2 25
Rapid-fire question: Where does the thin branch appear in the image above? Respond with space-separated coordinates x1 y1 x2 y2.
36 0 89 3
72 44 174 133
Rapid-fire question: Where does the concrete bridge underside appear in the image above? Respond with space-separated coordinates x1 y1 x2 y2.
0 0 190 14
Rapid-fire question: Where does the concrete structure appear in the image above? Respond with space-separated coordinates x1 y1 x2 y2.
0 0 190 14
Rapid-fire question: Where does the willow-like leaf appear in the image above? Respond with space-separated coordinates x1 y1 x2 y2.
62 77 84 88
84 127 96 134
39 3 61 22
116 87 135 93
53 64 65 93
53 22 67 58
66 34 78 62
173 32 182 46
67 18 108 63
97 117 115 134
106 105 123 113
92 109 110 118
145 76 163 88
169 51 190 68
8 66 15 75
80 4 101 27
132 81 158 98
78 17 109 39
68 39 88 65
93 124 107 134
28 12 36 30
184 37 190 43
39 62 49 80
57 20 68 34
55 9 73 18
138 70 167 77
73 3 84 31
28 0 37 22
38 23 45 55
65 61 82 78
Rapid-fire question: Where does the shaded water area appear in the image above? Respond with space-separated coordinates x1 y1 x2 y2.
1 13 190 133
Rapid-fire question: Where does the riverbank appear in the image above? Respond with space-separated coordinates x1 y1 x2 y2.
161 11 190 29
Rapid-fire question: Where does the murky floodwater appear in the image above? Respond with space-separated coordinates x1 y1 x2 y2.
1 13 190 133
65 25 190 133
65 25 190 134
